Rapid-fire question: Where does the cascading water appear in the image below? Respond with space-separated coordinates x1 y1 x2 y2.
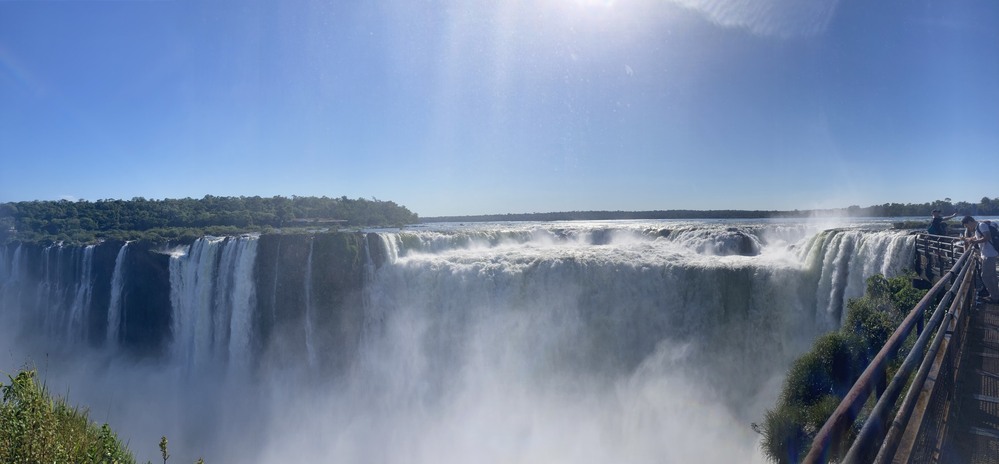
106 242 129 346
304 236 317 367
220 236 258 370
0 219 919 463
67 245 95 342
798 229 915 329
37 246 54 335
169 236 258 372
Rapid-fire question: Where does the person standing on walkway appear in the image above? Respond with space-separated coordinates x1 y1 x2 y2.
962 216 999 302
928 209 957 235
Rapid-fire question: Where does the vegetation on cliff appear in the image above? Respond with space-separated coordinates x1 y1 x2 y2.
0 369 134 463
0 195 418 245
757 274 927 463
0 368 206 463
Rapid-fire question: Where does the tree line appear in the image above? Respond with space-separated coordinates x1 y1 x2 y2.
421 197 999 223
0 195 418 245
5 195 997 245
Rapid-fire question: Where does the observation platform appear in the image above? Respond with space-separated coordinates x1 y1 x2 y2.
801 233 999 464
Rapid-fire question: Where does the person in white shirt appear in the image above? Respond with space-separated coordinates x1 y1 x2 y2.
962 215 999 303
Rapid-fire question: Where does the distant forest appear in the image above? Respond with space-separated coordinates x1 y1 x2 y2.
0 196 418 245
421 197 999 223
4 196 998 245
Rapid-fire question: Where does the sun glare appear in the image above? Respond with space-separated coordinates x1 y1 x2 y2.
575 0 616 7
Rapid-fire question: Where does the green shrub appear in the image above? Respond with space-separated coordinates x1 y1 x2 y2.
811 332 866 398
759 405 809 464
781 351 833 407
759 273 928 463
0 369 135 464
844 298 897 356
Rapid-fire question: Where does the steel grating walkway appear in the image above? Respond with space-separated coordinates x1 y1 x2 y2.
941 303 999 464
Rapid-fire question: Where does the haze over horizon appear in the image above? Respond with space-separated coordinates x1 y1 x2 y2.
2 0 996 217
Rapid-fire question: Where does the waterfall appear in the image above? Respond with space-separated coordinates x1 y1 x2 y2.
170 236 258 371
37 246 53 334
797 229 916 329
0 223 917 365
379 233 401 264
67 245 95 342
304 236 317 367
106 243 129 346
270 238 281 325
170 238 219 368
0 220 922 463
225 237 258 370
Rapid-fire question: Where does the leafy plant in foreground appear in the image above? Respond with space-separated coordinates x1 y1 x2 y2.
0 369 135 463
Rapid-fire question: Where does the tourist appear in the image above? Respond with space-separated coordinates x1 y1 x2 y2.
927 209 956 235
962 216 999 303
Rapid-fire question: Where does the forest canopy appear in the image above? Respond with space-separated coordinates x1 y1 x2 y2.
4 196 998 245
421 197 999 223
0 195 418 245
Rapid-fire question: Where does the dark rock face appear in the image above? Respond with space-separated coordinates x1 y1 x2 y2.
731 231 761 256
116 241 172 357
253 233 368 376
89 240 123 346
311 233 365 374
254 234 311 367
364 232 389 269
5 240 174 354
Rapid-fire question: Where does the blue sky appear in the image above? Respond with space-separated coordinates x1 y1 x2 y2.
1 0 997 217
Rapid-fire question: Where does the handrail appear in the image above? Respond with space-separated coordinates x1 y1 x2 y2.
914 233 965 282
840 247 974 463
920 233 958 240
873 255 975 463
801 246 973 464
915 234 964 254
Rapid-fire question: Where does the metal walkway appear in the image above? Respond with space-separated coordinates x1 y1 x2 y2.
940 302 999 464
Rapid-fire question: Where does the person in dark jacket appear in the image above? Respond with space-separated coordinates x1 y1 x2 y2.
927 209 956 235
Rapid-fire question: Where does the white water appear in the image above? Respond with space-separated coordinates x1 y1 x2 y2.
291 220 914 464
106 242 129 346
0 219 918 463
67 245 95 342
37 246 54 335
221 237 258 371
304 237 318 367
169 236 258 372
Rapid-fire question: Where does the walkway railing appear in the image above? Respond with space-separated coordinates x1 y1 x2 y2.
915 233 965 281
803 234 975 464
